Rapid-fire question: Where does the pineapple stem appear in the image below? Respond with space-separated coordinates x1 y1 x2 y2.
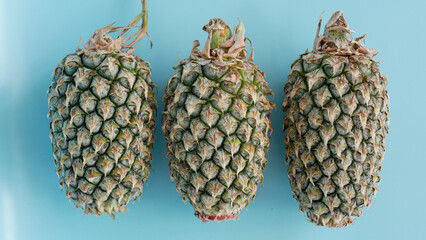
203 18 232 50
323 11 353 44
83 0 150 54
313 11 377 56
124 0 148 48
313 10 326 51
195 18 254 62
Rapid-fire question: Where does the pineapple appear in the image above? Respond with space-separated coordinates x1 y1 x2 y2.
162 18 275 222
283 11 389 227
47 0 156 219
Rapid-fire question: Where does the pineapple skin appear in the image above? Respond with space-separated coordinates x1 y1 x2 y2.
163 58 274 222
283 52 389 227
48 50 157 218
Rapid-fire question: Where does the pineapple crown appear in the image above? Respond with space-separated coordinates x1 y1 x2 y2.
78 0 151 55
313 11 377 56
190 18 254 63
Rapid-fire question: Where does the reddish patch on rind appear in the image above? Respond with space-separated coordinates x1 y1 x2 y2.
195 212 240 223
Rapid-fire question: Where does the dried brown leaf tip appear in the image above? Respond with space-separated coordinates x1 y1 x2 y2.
191 18 254 63
81 0 150 55
314 11 377 56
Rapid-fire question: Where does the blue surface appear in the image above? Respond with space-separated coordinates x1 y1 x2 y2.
1 0 425 239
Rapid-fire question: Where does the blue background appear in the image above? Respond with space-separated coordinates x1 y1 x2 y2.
1 0 425 239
